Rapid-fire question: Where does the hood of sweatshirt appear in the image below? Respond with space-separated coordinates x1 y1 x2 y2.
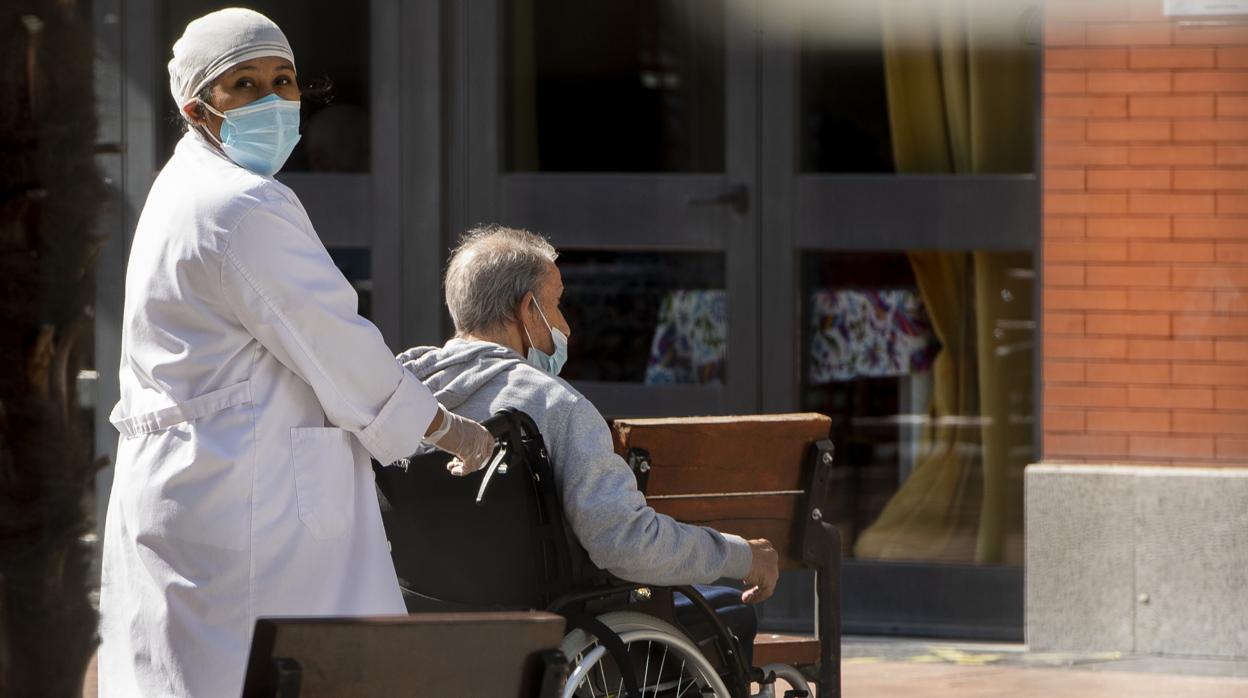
397 339 530 412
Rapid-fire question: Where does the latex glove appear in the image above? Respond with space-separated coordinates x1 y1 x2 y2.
424 406 495 476
740 538 780 604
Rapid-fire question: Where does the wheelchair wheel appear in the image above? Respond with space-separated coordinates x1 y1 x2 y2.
561 611 733 698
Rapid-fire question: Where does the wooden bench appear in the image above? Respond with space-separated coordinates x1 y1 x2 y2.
240 611 567 697
613 413 840 697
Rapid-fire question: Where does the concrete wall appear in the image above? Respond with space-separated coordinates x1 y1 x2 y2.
1027 464 1248 658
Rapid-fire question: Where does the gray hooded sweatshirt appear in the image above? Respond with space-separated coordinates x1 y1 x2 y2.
398 339 753 586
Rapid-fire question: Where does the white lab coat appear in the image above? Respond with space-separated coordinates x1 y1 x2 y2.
98 131 437 697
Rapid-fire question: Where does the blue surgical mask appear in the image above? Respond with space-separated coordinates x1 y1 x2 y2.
199 93 301 176
523 297 568 376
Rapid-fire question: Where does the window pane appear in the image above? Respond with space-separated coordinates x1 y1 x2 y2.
801 250 1035 565
559 251 726 384
159 1 370 172
505 0 725 172
799 2 1037 174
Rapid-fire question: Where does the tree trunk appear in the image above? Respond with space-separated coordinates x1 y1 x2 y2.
0 2 107 695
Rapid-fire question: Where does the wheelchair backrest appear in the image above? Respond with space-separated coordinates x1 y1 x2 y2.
375 408 600 611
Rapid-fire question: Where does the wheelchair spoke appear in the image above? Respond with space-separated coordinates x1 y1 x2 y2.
652 643 668 697
641 641 652 692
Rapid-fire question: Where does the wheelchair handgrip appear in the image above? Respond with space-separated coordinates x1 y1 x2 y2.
481 410 517 440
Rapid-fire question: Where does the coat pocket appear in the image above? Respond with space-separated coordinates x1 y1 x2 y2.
291 427 356 540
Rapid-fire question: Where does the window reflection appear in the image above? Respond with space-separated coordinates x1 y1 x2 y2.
505 0 725 172
159 0 370 172
802 251 1034 565
558 251 726 385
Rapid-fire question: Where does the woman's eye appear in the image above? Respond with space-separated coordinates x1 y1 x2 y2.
234 78 255 89
275 76 292 86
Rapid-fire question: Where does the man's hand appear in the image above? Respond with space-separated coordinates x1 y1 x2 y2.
424 407 495 476
740 538 779 604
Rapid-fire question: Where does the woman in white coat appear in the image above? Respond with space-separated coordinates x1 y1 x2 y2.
98 9 493 696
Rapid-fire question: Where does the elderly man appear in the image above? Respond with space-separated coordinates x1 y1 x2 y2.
398 224 779 656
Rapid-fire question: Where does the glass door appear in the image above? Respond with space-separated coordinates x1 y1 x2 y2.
454 0 760 416
759 0 1041 639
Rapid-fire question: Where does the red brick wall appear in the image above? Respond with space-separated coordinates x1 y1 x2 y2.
1042 1 1248 465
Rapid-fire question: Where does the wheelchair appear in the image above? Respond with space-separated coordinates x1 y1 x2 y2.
375 408 811 698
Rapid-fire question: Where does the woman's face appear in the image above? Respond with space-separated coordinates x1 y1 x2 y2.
183 55 300 141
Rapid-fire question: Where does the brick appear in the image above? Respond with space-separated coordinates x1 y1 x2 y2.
1217 437 1248 459
1173 266 1248 288
1173 314 1248 337
1084 313 1171 337
1086 264 1171 286
1129 384 1214 408
1173 119 1248 142
1085 216 1170 237
1174 362 1248 387
1174 25 1248 46
1218 340 1248 362
1046 72 1087 94
1045 265 1086 286
1130 95 1215 118
1045 119 1087 142
1049 144 1131 166
1173 169 1248 191
1127 289 1215 312
1129 192 1215 214
1046 384 1129 407
1043 434 1133 462
1046 433 1129 458
1043 408 1085 431
1047 287 1131 310
1221 95 1248 117
1046 22 1087 47
1049 48 1130 70
1044 359 1086 382
1048 0 1130 22
1174 71 1248 93
1130 434 1215 459
1085 359 1171 382
1050 96 1130 118
1086 22 1172 47
1217 386 1248 409
1045 216 1087 237
1174 216 1248 239
1087 71 1172 93
1044 168 1086 191
1131 47 1216 69
1218 145 1248 165
1219 48 1248 69
1130 144 1216 166
1045 240 1129 263
1088 409 1170 432
1215 290 1248 313
1129 0 1169 21
1087 120 1171 142
1086 169 1171 191
1044 336 1129 360
1044 311 1086 335
1127 338 1214 361
1129 241 1215 262
1219 194 1248 214
1048 192 1130 214
1173 412 1248 436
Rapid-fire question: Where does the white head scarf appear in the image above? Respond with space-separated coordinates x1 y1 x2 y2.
168 8 296 117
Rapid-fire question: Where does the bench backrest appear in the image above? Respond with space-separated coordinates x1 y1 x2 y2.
612 413 833 570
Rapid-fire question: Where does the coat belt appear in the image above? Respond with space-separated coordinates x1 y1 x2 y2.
110 381 252 438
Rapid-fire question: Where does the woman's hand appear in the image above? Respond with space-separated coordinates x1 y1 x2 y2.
424 407 495 475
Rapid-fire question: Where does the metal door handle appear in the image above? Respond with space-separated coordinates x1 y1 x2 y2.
686 183 749 215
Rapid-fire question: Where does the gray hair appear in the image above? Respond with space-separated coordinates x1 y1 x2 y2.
444 224 558 334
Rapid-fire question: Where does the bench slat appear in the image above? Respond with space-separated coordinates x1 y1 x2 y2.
753 633 821 667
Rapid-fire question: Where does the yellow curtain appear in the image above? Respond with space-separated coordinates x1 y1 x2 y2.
853 0 1035 564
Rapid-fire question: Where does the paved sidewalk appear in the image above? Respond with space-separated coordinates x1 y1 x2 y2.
828 637 1248 697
